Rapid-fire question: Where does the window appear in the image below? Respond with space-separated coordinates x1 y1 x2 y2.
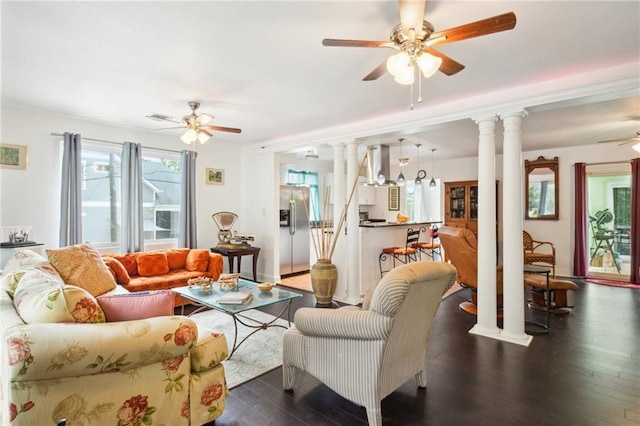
287 169 320 221
81 144 182 247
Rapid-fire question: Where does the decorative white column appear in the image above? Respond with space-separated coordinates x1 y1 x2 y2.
469 116 501 339
499 110 532 346
330 142 347 301
345 140 361 304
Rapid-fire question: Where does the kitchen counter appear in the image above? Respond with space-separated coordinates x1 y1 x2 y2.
360 220 441 228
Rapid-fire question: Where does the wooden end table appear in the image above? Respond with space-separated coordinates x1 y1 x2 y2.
210 246 261 281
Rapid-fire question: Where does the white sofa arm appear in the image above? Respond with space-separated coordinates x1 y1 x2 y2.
294 307 392 340
4 316 197 382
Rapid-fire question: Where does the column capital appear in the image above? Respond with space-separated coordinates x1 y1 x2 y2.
472 115 498 125
498 109 528 120
328 141 347 148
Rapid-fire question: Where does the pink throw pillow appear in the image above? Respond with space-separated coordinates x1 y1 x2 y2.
97 291 175 322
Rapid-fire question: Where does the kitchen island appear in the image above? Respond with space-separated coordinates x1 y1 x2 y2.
359 221 442 296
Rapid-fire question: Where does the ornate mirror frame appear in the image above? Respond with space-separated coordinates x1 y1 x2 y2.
525 156 559 220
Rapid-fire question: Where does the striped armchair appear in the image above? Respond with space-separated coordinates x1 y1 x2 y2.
282 262 457 426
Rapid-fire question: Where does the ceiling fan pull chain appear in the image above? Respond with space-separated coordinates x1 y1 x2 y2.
418 72 423 104
410 80 414 110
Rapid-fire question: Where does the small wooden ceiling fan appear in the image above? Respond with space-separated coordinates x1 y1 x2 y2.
322 0 516 82
147 101 241 144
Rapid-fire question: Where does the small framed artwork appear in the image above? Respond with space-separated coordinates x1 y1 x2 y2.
0 143 28 170
206 168 224 185
388 186 400 211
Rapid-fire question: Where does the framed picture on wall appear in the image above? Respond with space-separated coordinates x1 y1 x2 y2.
388 186 399 211
0 143 28 170
206 168 224 185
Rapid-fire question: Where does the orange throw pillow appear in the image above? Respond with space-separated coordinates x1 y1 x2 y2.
185 249 210 272
110 253 139 277
102 256 131 285
137 252 170 277
166 248 190 270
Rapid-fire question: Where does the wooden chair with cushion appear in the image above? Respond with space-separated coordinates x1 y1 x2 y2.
523 230 556 277
282 261 457 426
378 227 421 276
412 225 442 261
438 225 504 316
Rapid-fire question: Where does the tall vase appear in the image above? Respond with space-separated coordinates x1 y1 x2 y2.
310 259 338 305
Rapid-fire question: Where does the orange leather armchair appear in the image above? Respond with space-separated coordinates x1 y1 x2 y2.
438 226 503 316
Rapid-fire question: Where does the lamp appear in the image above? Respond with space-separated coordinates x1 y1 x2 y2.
429 148 437 189
397 138 408 187
414 143 422 186
181 128 197 144
633 142 640 153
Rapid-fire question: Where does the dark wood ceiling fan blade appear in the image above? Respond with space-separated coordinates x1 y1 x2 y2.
363 60 388 81
200 129 213 137
153 126 186 131
597 138 637 145
203 125 242 134
424 48 465 76
428 12 516 47
322 39 394 48
146 113 181 123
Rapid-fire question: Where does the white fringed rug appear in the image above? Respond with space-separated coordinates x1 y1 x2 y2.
189 309 290 389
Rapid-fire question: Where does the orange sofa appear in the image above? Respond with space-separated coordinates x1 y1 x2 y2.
101 248 223 305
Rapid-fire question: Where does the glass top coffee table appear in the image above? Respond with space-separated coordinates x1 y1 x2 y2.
173 279 302 358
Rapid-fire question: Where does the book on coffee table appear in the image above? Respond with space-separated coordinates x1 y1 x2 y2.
217 291 254 305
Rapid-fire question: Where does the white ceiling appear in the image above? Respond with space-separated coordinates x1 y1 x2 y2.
2 1 639 160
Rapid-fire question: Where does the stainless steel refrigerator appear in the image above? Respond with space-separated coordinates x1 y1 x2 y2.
279 185 310 276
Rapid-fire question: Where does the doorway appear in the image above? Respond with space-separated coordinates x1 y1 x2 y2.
586 162 632 280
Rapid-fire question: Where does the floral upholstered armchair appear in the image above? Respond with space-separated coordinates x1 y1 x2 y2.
282 261 457 426
0 248 228 425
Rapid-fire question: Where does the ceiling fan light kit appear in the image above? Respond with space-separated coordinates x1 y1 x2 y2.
149 101 241 145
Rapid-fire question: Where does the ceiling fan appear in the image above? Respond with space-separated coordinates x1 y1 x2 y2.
597 130 640 151
147 101 241 145
322 1 516 85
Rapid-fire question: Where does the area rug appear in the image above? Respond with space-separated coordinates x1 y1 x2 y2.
586 278 640 289
189 309 289 389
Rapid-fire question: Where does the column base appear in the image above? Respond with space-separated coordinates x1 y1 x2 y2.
469 325 533 347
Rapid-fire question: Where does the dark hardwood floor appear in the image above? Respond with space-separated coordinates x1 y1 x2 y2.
204 279 640 425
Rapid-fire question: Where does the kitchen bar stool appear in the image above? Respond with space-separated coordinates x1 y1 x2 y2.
412 225 442 261
379 227 421 276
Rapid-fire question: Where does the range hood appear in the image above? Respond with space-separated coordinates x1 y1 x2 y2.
364 145 396 186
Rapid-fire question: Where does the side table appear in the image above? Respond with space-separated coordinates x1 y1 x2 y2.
210 246 261 282
523 264 551 335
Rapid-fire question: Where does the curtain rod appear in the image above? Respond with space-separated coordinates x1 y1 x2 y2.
50 132 183 154
573 160 633 166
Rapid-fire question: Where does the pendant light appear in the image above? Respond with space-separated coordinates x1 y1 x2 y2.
429 148 437 189
414 143 422 186
397 138 408 187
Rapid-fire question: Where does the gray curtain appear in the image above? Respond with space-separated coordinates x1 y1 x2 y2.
59 132 83 246
120 142 144 253
179 149 198 248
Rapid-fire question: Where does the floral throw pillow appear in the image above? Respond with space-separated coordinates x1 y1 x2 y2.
46 242 116 297
13 269 105 324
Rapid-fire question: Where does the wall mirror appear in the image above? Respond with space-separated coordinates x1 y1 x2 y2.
525 156 559 220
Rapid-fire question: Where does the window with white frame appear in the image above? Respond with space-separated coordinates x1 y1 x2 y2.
80 144 182 248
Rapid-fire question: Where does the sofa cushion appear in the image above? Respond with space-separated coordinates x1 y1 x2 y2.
97 291 175 322
186 249 210 272
14 269 105 324
137 252 170 277
46 243 117 297
102 256 131 285
109 252 139 276
166 248 190 270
